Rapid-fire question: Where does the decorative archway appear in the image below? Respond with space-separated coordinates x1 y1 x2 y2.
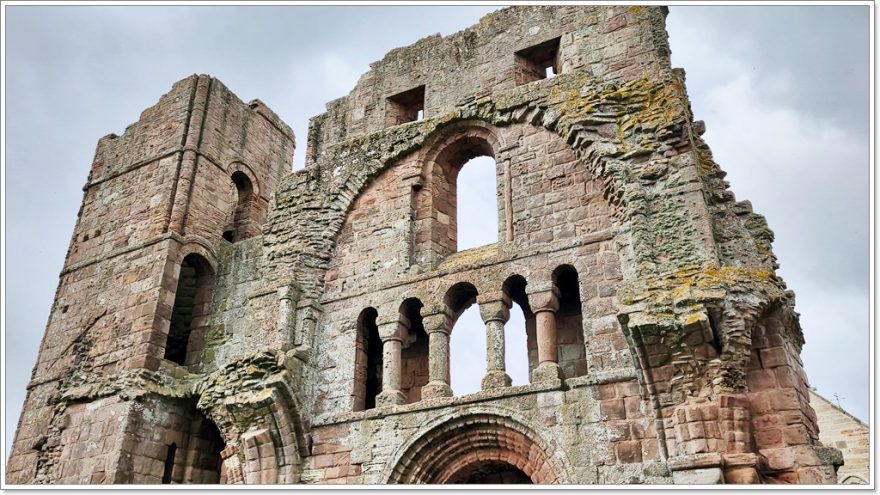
384 409 569 484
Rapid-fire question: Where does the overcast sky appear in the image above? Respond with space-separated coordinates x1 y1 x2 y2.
3 5 870 461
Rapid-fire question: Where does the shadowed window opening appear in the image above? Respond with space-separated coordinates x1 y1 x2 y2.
164 254 214 366
353 307 382 411
553 265 586 379
515 37 561 85
400 298 429 404
161 443 177 484
386 85 425 126
187 416 224 484
224 171 255 243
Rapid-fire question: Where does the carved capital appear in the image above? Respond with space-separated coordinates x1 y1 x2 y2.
527 287 560 313
378 322 404 341
479 299 511 324
421 313 450 335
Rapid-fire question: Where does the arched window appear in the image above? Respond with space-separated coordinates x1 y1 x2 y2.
164 253 214 366
552 265 586 379
353 307 382 411
446 282 484 396
223 171 256 243
399 298 429 404
412 131 501 264
502 275 532 385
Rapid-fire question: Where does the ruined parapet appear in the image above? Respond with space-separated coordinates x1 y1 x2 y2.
9 5 842 486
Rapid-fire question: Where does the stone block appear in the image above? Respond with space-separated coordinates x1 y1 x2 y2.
671 468 723 485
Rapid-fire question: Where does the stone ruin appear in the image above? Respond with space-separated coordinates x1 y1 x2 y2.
6 5 845 485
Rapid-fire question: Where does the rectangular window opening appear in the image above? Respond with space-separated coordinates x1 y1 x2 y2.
515 37 561 86
386 85 425 127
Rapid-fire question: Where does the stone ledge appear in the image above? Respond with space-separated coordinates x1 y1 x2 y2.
311 379 565 427
320 228 616 304
667 452 723 472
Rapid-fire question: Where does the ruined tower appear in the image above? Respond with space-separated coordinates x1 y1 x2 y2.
7 6 844 485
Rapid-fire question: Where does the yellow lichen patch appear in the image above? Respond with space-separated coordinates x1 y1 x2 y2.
438 243 499 270
628 6 644 14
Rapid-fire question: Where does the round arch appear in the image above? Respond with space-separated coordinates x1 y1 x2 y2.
383 407 570 484
226 161 261 198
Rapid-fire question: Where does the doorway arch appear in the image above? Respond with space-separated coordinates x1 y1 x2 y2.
384 410 568 484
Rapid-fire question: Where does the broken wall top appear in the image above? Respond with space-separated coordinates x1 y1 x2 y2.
304 5 671 165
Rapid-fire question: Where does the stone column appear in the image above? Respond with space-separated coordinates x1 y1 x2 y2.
479 299 512 390
375 321 406 406
528 286 563 382
421 313 453 399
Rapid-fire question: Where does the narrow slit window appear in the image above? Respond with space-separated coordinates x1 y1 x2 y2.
386 85 425 126
162 443 177 484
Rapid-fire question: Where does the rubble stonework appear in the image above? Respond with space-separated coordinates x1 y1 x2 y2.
7 5 845 485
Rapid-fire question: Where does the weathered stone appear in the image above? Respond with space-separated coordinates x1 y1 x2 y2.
7 5 844 487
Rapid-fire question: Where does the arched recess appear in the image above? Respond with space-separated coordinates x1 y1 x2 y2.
224 170 258 242
164 253 215 366
197 353 308 484
399 298 429 404
552 265 586 379
384 409 570 484
129 397 225 484
352 307 382 411
412 122 505 265
841 475 867 485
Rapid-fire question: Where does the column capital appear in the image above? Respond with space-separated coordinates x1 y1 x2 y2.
479 299 511 324
526 286 560 313
378 320 406 341
421 313 450 335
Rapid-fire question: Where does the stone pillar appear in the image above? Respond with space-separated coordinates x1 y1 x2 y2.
528 286 563 382
375 321 406 406
421 313 453 399
479 299 512 390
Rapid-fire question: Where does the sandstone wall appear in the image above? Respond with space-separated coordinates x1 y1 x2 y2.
811 391 870 484
8 5 844 487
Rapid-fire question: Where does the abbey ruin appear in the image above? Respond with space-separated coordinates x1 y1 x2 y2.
7 5 847 485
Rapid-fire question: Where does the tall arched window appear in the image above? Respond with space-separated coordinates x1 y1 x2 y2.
412 129 502 264
446 282 484 396
223 171 255 243
353 307 382 411
552 265 586 379
164 253 214 366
